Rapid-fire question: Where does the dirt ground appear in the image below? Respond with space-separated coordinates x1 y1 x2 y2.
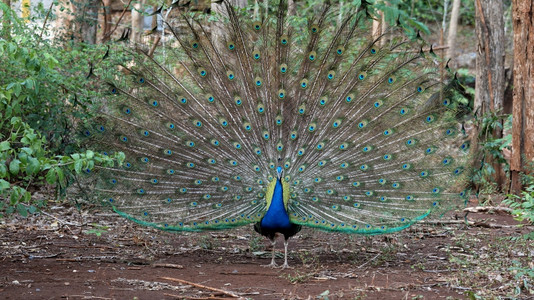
1 201 533 300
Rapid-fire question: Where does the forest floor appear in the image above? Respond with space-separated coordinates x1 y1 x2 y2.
1 199 533 300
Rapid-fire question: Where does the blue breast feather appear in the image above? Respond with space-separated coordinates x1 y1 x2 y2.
261 179 292 230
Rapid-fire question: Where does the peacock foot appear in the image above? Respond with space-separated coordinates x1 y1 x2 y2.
281 263 293 270
261 262 279 268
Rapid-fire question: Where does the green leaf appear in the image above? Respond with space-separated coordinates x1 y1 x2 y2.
28 205 37 214
10 188 20 205
0 141 10 151
26 157 41 174
18 152 28 163
0 179 10 191
0 164 7 178
86 149 94 159
56 167 65 186
10 116 21 126
20 147 33 155
17 203 28 217
5 206 14 215
13 83 22 97
24 78 35 90
45 168 57 184
23 190 31 203
74 159 82 174
117 152 126 163
9 159 20 175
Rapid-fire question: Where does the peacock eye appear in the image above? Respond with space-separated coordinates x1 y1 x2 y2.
253 21 261 31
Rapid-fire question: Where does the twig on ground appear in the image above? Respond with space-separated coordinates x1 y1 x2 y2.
40 210 83 227
164 294 231 300
26 253 63 259
152 263 184 269
357 252 381 269
160 276 241 298
62 296 112 299
420 219 513 228
463 206 512 213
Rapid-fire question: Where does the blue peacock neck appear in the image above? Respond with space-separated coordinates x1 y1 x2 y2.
260 169 292 230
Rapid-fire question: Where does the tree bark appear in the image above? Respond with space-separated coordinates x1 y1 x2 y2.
80 0 99 44
55 0 76 42
473 0 506 190
475 0 505 113
511 0 534 193
101 0 112 43
211 0 226 50
211 0 246 50
232 0 246 7
54 0 98 44
131 0 145 44
372 11 387 45
151 4 158 29
446 0 461 60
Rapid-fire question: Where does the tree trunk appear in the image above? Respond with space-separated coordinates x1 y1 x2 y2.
101 0 112 43
473 0 506 191
475 0 505 113
232 0 246 7
446 0 461 60
151 4 158 29
80 0 99 44
55 0 77 42
372 11 387 45
54 0 98 44
211 0 246 50
131 0 145 44
211 0 226 49
511 0 534 193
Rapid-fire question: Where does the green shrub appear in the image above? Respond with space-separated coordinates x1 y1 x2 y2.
504 167 534 239
0 6 121 218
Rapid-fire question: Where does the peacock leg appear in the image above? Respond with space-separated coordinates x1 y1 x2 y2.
261 239 278 268
281 239 292 269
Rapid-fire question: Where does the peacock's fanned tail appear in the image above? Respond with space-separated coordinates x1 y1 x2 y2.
85 0 470 234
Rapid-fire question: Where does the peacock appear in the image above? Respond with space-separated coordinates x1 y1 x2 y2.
84 0 470 268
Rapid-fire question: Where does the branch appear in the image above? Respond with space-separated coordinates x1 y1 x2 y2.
103 0 134 41
160 277 241 298
38 1 54 45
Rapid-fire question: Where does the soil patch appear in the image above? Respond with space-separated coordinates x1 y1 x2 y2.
1 205 532 299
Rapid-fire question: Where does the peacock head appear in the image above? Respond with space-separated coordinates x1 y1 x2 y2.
276 166 283 180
